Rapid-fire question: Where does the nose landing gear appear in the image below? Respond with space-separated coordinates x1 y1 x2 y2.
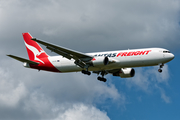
158 63 164 73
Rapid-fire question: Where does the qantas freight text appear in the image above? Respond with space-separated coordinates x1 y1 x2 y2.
7 33 174 82
93 50 151 58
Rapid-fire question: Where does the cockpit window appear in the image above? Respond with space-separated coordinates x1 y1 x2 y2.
163 51 170 53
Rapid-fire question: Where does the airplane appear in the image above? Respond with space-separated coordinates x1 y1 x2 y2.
7 33 174 82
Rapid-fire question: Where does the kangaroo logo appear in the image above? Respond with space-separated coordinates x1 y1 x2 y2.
24 42 45 64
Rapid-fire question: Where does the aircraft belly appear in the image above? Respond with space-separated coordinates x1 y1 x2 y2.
57 65 82 72
57 63 121 72
51 59 82 72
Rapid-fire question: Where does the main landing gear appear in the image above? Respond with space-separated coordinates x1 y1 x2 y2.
158 63 164 73
97 71 107 82
82 70 107 82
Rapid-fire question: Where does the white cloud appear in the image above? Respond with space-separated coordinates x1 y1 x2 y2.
125 68 150 92
126 65 170 91
155 85 171 103
125 65 171 103
53 103 110 120
161 91 171 103
147 65 170 84
22 90 111 120
0 60 123 119
0 68 27 107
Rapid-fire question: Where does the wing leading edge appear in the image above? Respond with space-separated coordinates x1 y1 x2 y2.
31 38 93 62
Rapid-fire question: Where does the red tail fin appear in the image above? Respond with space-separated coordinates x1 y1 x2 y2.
22 33 49 63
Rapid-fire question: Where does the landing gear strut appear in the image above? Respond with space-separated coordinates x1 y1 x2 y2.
97 71 107 82
158 63 164 73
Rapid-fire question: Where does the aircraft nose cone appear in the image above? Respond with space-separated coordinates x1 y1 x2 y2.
163 53 174 62
167 53 174 61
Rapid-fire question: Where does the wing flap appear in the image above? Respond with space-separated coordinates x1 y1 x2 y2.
7 55 40 65
31 38 93 61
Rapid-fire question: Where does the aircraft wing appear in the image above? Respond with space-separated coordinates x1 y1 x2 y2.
31 38 93 62
7 55 40 65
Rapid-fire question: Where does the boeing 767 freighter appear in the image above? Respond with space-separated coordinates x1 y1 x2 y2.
7 33 174 82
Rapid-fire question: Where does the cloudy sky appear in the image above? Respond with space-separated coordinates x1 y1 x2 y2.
0 0 180 120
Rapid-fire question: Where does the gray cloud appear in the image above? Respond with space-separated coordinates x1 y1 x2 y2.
1 0 180 54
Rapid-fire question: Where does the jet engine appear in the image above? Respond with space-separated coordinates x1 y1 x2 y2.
113 68 135 78
91 57 109 67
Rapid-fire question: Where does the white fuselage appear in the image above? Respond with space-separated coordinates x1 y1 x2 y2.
48 48 174 73
8 33 175 82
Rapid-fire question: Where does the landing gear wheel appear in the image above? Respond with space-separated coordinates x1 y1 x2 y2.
97 76 101 80
158 69 162 73
82 70 91 76
82 70 85 73
96 71 108 82
87 72 91 75
97 77 107 82
103 78 107 82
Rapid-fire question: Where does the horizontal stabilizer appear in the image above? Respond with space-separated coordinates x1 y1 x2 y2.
7 55 39 65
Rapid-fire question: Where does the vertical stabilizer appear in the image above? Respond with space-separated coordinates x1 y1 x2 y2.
22 33 49 63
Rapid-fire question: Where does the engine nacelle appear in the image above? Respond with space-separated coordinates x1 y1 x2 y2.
92 57 109 67
113 68 135 78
